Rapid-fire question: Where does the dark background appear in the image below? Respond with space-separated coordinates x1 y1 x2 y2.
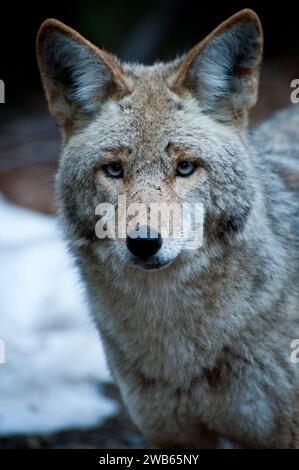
0 0 298 105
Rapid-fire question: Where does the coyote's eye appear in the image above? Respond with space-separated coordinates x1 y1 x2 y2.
176 161 197 177
103 162 123 178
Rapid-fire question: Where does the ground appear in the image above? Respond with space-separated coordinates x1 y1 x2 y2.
0 386 146 449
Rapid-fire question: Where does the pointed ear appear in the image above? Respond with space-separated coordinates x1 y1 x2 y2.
172 9 263 126
36 19 129 133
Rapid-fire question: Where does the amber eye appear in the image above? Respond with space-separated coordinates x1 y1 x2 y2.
176 161 197 177
103 162 123 178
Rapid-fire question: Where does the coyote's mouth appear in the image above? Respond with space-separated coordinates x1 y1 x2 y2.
129 257 173 271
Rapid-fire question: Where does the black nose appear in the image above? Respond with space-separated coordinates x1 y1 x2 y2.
126 229 163 259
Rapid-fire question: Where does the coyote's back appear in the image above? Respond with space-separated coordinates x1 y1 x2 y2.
253 106 299 194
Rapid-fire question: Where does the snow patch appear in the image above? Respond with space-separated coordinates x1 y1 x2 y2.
0 195 117 435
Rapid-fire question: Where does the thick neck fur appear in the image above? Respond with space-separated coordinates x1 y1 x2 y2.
75 162 296 389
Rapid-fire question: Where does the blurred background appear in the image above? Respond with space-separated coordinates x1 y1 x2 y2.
0 0 298 448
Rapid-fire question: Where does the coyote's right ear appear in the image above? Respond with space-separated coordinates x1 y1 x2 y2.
36 19 128 133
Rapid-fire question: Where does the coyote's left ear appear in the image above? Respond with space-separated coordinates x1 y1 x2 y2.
173 9 263 125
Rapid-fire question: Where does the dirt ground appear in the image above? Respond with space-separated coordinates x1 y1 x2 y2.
0 57 298 448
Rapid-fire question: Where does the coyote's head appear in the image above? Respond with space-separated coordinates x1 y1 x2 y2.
37 9 263 273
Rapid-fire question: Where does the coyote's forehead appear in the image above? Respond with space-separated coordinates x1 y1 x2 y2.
72 67 226 164
119 74 184 149
101 68 185 131
68 75 196 170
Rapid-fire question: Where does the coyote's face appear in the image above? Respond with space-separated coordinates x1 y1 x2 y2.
37 10 263 272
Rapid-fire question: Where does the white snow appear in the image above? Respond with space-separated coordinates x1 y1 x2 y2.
0 195 117 435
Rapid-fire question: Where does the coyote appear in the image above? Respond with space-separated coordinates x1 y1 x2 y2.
37 9 299 448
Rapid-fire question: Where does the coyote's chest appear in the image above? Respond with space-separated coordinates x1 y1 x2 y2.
92 278 231 388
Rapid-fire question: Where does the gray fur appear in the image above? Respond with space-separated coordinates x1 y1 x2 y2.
37 11 299 448
41 31 118 117
189 23 261 119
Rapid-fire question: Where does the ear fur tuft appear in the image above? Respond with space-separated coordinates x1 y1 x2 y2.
36 19 128 132
172 9 263 125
